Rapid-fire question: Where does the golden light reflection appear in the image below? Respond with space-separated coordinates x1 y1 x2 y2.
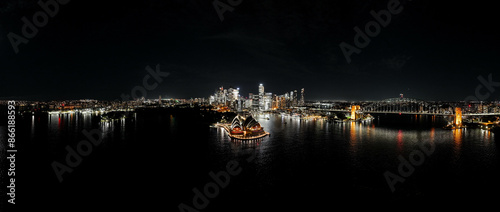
486 130 491 139
358 122 363 142
430 127 435 142
453 129 462 143
350 121 357 151
452 129 463 156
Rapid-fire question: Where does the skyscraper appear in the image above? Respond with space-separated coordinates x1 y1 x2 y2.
293 90 298 107
264 92 272 111
251 93 260 111
232 88 239 102
300 88 305 106
259 84 265 111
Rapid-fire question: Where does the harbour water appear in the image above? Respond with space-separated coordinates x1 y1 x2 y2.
1 110 499 210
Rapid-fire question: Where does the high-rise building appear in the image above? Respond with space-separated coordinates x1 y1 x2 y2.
238 99 242 111
259 84 264 96
259 84 265 111
209 95 215 105
252 93 260 111
300 88 305 106
233 88 239 101
245 97 252 109
215 86 224 104
284 93 290 108
280 95 286 109
264 92 272 111
272 94 278 110
292 90 298 107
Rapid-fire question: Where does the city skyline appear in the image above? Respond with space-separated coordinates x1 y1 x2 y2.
2 1 500 211
1 1 500 101
2 80 500 102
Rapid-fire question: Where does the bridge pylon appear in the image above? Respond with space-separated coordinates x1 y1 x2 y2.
455 107 463 127
351 105 360 120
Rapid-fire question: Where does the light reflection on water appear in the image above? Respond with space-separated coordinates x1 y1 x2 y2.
6 111 500 208
212 114 497 183
37 112 497 166
44 112 130 147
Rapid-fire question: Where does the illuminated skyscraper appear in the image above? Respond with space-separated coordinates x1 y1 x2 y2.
251 93 260 111
300 88 305 106
232 88 239 101
264 92 272 111
292 90 298 107
259 84 265 111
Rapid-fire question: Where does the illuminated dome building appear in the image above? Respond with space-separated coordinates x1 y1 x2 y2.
230 115 265 137
231 116 244 135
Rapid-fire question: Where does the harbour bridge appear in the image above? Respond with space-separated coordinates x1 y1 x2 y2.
310 98 500 125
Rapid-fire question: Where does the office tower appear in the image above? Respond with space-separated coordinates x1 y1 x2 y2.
292 90 298 107
300 88 305 106
264 92 272 111
259 84 265 111
252 93 260 111
232 88 239 102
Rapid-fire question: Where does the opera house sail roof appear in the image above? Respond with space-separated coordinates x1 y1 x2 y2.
222 115 268 140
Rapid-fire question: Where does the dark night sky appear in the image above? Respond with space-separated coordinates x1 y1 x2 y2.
0 0 499 101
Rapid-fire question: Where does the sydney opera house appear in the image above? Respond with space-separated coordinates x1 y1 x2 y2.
225 115 269 140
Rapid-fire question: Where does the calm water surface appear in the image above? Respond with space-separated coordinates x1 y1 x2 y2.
1 111 499 210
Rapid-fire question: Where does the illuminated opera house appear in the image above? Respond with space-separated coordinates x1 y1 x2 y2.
224 115 269 140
